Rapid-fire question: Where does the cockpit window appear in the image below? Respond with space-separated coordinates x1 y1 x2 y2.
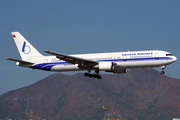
166 54 173 56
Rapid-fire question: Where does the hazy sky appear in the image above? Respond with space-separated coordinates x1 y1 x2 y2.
0 0 180 95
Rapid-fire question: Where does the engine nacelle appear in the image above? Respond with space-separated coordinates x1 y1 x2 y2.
112 69 127 74
98 62 114 71
106 68 128 74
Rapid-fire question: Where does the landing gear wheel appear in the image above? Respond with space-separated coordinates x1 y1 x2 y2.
92 74 97 78
84 72 101 79
161 71 165 74
97 75 101 79
84 72 89 76
89 74 93 78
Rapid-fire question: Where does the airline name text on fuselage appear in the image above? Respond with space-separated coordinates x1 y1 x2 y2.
122 52 153 56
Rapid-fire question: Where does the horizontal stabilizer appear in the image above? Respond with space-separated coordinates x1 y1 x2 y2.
5 57 34 64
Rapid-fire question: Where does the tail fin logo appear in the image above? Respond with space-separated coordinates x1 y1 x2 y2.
22 41 31 54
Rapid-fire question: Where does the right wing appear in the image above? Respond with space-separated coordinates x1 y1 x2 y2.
44 50 98 69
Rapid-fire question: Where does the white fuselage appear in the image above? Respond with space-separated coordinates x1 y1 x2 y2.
29 50 177 72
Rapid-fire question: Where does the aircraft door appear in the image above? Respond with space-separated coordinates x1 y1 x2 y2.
122 55 127 61
155 53 159 60
44 59 48 63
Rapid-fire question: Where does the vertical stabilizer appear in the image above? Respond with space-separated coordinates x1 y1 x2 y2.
11 32 43 61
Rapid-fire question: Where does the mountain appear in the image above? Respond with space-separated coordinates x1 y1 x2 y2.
0 68 180 120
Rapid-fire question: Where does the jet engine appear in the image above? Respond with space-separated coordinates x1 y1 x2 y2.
95 62 114 71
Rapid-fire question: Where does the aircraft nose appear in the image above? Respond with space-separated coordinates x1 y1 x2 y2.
173 56 177 62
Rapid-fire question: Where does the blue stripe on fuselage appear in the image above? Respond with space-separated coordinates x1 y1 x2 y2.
30 57 173 70
31 62 68 71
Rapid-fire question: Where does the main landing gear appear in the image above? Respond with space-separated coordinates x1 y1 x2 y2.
84 70 101 79
161 65 166 74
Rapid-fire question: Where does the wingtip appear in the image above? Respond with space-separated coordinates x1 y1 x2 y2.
4 57 9 60
44 50 51 53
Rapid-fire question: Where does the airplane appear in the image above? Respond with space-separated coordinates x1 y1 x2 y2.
5 32 177 79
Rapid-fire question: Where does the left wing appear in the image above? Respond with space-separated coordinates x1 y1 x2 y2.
44 50 98 69
5 57 34 64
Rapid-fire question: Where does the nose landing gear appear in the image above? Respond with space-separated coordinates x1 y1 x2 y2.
161 71 165 74
161 66 166 74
